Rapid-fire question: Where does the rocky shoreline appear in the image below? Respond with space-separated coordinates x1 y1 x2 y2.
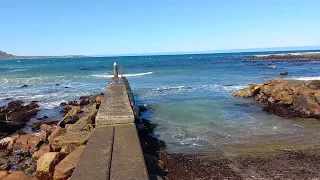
0 82 320 179
0 94 104 179
0 94 170 180
232 79 320 119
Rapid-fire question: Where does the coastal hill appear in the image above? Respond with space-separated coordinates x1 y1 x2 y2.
0 50 85 60
0 50 14 59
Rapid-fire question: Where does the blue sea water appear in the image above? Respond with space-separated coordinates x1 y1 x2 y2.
1 50 320 152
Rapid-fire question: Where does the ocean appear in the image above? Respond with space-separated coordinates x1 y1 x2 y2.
1 50 320 152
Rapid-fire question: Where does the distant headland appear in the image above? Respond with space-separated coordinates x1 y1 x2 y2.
0 50 85 60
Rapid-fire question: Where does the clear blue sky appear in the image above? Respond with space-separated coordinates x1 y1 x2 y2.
1 0 320 56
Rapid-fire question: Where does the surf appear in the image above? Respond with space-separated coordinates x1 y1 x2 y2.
92 72 153 78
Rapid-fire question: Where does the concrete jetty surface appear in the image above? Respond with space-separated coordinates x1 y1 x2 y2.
70 63 149 180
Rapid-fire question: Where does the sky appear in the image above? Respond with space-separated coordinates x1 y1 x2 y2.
1 0 320 56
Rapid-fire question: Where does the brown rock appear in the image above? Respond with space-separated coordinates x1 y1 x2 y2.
13 133 45 153
272 90 294 104
2 171 29 180
32 145 50 159
65 114 93 133
53 145 85 180
267 78 285 86
292 93 320 118
287 80 305 92
0 171 9 179
234 78 320 119
35 152 67 180
58 107 81 126
264 81 294 104
280 71 288 76
51 132 90 151
40 124 54 132
13 134 32 152
260 84 272 96
305 80 320 89
254 83 265 91
95 95 104 103
232 88 255 98
28 136 41 150
7 134 20 149
48 127 66 144
60 145 77 154
0 137 13 150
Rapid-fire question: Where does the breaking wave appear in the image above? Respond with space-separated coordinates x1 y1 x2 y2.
287 76 320 81
92 72 153 78
142 84 247 93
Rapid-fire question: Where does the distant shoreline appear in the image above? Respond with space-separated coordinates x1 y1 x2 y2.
0 55 86 60
0 50 86 60
250 53 320 60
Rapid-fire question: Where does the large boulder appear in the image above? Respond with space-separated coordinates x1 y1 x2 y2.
232 87 255 98
79 93 103 106
50 132 90 151
267 78 285 86
287 80 306 92
35 152 67 180
48 127 67 144
53 145 85 180
260 79 294 104
13 133 46 154
0 171 9 179
0 101 40 134
292 92 320 118
65 114 93 133
32 145 50 159
6 101 39 122
305 80 320 89
232 83 264 98
58 106 81 127
40 124 54 132
60 145 77 154
233 78 320 119
0 121 26 135
2 171 29 180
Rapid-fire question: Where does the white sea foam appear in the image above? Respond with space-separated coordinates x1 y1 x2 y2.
198 84 247 92
146 84 247 94
92 72 153 78
8 69 28 72
38 101 64 109
287 76 320 81
152 86 191 91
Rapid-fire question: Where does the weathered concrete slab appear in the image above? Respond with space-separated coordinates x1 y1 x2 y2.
70 126 114 180
110 124 149 180
95 77 135 126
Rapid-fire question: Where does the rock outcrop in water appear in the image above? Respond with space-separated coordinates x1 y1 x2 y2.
250 53 320 61
232 78 320 119
0 101 40 136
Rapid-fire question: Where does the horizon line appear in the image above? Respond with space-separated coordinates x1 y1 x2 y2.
91 45 320 57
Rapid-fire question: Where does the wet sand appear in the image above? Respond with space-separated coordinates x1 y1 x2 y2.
157 119 320 179
160 149 320 180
